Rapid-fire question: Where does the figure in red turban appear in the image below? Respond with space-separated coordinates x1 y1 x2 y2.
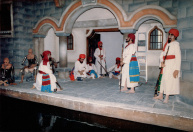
120 33 139 93
154 28 181 103
86 57 98 79
74 54 87 81
108 57 121 79
94 41 106 77
32 50 61 92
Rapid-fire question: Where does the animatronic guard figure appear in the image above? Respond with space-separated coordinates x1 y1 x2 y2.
32 51 60 92
74 54 87 81
154 29 181 103
120 33 140 93
20 48 38 83
0 58 16 86
86 57 98 79
108 57 121 79
94 41 106 77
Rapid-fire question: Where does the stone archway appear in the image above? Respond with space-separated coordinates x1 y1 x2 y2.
32 0 178 78
33 1 177 36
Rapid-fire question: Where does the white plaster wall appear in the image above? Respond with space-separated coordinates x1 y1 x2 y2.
44 28 59 61
136 22 166 66
67 28 87 63
76 8 115 21
98 32 123 69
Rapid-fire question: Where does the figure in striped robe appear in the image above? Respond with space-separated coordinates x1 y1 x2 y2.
32 51 60 92
120 33 140 93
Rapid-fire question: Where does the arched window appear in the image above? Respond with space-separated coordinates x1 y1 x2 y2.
149 26 163 50
67 34 74 50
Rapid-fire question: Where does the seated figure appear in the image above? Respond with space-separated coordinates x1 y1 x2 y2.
32 50 61 92
108 57 121 79
0 58 16 86
20 48 38 83
74 54 87 81
86 57 98 79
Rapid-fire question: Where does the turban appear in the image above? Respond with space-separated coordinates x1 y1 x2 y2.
79 54 86 59
128 33 135 43
42 50 51 65
98 41 103 50
116 57 121 68
116 57 120 61
169 29 179 38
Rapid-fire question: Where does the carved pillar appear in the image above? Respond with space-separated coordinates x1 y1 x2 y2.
33 38 40 61
55 33 71 79
58 36 68 68
33 35 45 63
39 38 44 62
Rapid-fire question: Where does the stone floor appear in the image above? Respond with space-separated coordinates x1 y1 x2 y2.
1 77 193 131
8 77 193 118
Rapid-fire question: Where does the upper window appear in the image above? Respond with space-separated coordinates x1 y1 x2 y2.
0 1 13 38
149 26 163 50
67 34 74 50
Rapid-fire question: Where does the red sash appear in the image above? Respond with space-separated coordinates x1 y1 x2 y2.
39 70 46 74
163 55 175 60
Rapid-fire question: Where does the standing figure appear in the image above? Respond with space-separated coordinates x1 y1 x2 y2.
154 29 181 103
0 58 16 86
32 51 60 92
86 57 98 79
74 54 87 81
108 57 121 79
20 48 38 83
94 41 106 77
120 34 140 93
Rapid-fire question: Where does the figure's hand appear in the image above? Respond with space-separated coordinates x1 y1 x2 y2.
120 62 124 66
120 58 123 62
161 62 165 67
173 70 179 78
79 70 84 75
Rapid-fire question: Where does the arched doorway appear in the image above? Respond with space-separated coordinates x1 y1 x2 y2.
33 1 177 72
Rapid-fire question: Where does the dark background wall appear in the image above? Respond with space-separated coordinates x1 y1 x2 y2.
0 0 193 101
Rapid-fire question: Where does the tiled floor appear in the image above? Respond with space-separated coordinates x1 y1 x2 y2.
2 77 193 119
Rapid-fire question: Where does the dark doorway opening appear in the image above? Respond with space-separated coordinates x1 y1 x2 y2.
87 31 100 64
86 28 120 64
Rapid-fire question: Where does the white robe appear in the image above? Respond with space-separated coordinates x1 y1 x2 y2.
86 64 97 79
94 48 106 75
33 61 57 91
160 41 181 95
74 60 87 79
121 44 138 87
108 64 121 79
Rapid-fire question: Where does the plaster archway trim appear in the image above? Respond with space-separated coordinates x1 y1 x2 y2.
33 17 59 34
33 0 177 34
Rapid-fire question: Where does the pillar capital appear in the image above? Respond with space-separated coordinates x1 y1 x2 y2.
120 29 136 34
33 34 46 38
55 32 70 37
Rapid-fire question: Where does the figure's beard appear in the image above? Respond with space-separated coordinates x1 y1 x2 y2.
168 39 171 43
126 39 130 43
79 60 83 64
